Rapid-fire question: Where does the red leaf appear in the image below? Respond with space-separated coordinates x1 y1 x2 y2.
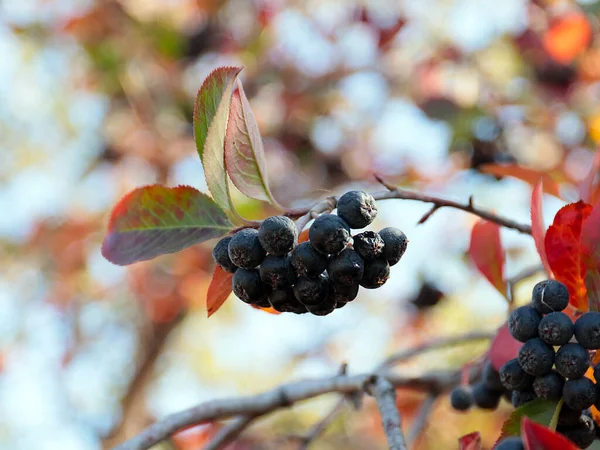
102 185 234 265
206 266 233 318
489 323 523 371
521 417 577 450
579 150 600 203
581 198 600 311
469 220 507 298
545 201 593 311
459 432 482 450
531 180 553 277
480 164 561 197
543 13 591 65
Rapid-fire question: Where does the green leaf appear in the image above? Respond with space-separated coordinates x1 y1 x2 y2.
193 66 242 222
224 79 279 206
101 185 234 265
500 399 557 438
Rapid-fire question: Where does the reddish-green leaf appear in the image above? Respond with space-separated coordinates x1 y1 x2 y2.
459 432 482 450
469 220 507 298
521 417 577 450
480 164 561 197
500 399 556 439
193 66 243 222
207 266 233 317
101 185 234 265
579 150 600 203
545 201 593 311
489 323 523 371
581 199 600 311
531 180 553 277
225 80 278 206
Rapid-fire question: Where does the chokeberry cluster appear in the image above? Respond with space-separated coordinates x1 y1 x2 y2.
211 190 408 316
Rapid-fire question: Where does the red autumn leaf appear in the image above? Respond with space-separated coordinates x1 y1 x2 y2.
469 220 507 298
543 13 591 65
580 199 600 311
545 201 593 311
298 228 309 243
531 180 553 277
489 323 523 371
480 164 561 197
579 150 600 203
521 417 577 450
459 432 482 450
206 266 233 318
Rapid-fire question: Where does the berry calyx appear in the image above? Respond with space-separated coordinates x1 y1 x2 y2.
555 343 590 379
258 216 298 256
353 231 384 260
508 306 542 342
308 214 351 255
538 312 574 346
532 279 569 314
518 337 555 376
336 190 378 229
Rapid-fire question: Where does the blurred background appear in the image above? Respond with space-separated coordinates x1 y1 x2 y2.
2 0 600 448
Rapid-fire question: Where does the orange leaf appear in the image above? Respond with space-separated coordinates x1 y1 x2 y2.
298 228 309 243
543 13 591 65
521 417 577 450
489 323 523 371
469 220 507 298
250 304 281 315
531 180 553 277
480 164 561 197
459 432 482 450
545 201 593 311
206 266 233 317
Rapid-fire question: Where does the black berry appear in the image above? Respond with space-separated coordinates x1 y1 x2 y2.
483 361 504 391
331 282 359 307
574 312 600 349
212 236 237 273
290 242 328 278
472 383 501 409
593 363 600 383
495 437 524 450
258 216 298 256
559 422 596 449
538 312 574 346
228 228 266 269
532 279 569 314
259 255 297 288
511 390 537 408
555 343 590 379
306 296 337 316
533 371 565 401
508 306 542 342
293 274 330 306
500 358 534 392
328 248 364 286
353 231 385 260
450 386 472 411
559 405 585 427
308 214 351 254
379 227 408 266
268 288 307 314
232 268 270 304
518 338 555 376
360 258 390 289
563 378 597 410
336 190 377 229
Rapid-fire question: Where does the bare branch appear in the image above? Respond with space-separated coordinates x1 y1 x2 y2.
365 376 407 450
407 394 437 445
204 415 256 450
297 398 346 450
507 264 545 308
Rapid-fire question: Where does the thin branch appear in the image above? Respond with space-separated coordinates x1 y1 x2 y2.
204 415 256 450
407 394 437 445
287 177 532 234
297 398 346 450
507 264 545 308
377 330 495 370
365 376 407 450
112 370 459 450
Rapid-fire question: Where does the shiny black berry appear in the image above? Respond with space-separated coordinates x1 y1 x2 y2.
472 383 501 409
450 386 472 411
331 282 359 307
293 274 330 306
559 422 596 449
259 255 297 288
268 288 307 314
328 248 364 286
309 214 351 255
533 371 565 401
336 190 377 229
532 279 569 314
555 343 590 379
379 227 408 266
574 312 600 349
353 231 384 260
495 437 524 450
563 378 597 410
518 338 555 376
508 306 542 342
306 296 337 316
512 390 537 408
228 228 266 269
538 312 574 346
290 242 328 278
212 236 237 273
258 216 298 256
483 361 504 391
232 268 270 304
360 258 390 289
500 358 534 392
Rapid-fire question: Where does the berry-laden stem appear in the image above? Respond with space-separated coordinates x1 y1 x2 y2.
365 376 408 450
286 176 532 235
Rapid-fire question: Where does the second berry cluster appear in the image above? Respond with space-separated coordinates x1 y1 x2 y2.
212 190 408 316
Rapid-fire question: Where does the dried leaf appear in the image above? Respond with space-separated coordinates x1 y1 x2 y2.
480 164 561 197
206 266 234 317
469 220 507 298
531 180 553 277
